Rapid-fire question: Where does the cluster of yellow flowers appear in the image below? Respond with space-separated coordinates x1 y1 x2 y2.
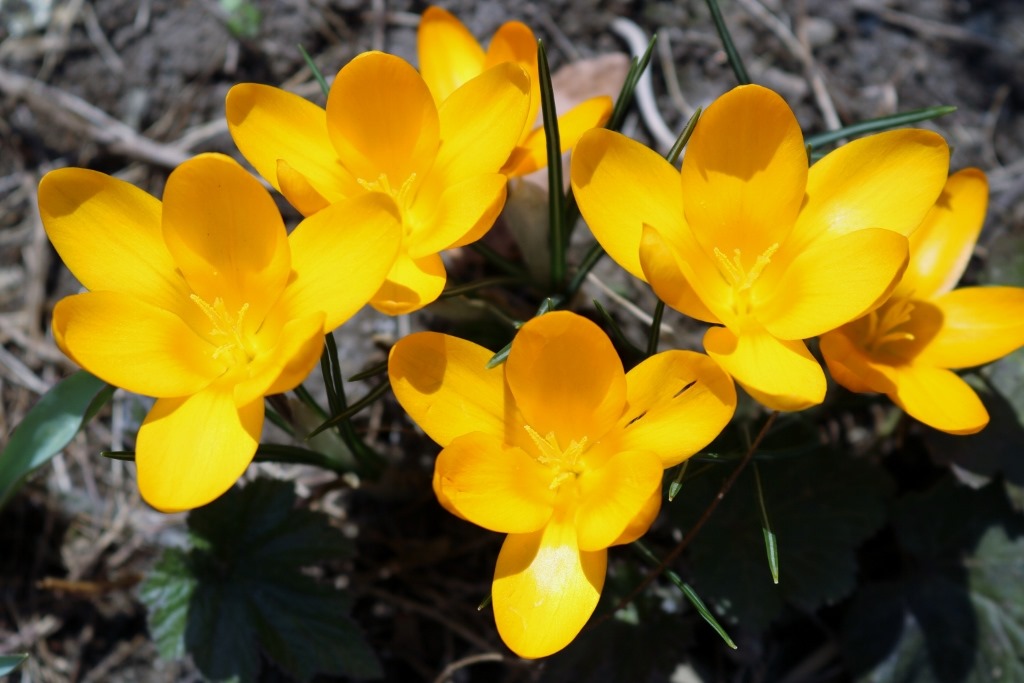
38 5 1024 659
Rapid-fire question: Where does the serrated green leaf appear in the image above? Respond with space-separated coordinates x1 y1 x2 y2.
669 449 893 629
924 367 1024 490
140 479 378 682
139 548 196 660
0 371 111 509
844 479 1024 682
0 654 28 675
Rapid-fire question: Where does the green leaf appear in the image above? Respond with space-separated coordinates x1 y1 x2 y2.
139 548 196 660
804 105 957 150
924 367 1024 492
139 479 380 682
704 0 750 85
218 0 261 39
0 654 28 675
0 371 111 509
843 479 1024 682
668 448 893 629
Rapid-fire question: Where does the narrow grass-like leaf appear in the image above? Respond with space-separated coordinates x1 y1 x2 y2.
606 36 657 133
307 381 390 438
486 341 513 369
294 384 328 420
254 443 346 471
349 360 388 382
668 460 690 502
442 276 523 298
805 105 956 149
705 0 750 85
469 242 526 277
0 371 111 509
298 44 330 98
633 541 737 649
753 462 780 584
485 297 562 368
537 40 566 291
568 241 606 296
646 300 666 357
594 300 644 359
666 107 702 165
0 654 28 675
322 333 384 477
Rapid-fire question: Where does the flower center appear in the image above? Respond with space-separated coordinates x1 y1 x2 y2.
357 172 417 219
714 243 779 317
524 425 589 491
190 294 255 367
863 297 916 355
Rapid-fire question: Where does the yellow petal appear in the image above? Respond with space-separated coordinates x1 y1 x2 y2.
433 432 554 533
484 20 540 136
493 514 606 658
898 168 988 299
326 51 440 184
407 174 507 258
758 229 909 340
38 168 188 312
276 159 330 216
890 364 988 435
161 154 291 331
611 487 662 546
417 6 485 104
388 331 511 447
225 83 358 204
236 312 325 405
639 225 724 324
506 311 626 444
917 287 1024 369
53 292 219 397
819 327 898 395
680 84 807 256
281 193 403 329
790 129 949 250
136 386 264 512
432 62 531 185
575 449 663 551
571 128 685 281
370 250 447 315
704 326 825 411
504 95 614 177
617 350 736 467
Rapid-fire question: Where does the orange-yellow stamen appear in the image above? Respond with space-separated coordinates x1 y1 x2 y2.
524 425 589 490
190 294 254 364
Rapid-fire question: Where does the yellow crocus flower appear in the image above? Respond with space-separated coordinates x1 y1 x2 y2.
821 169 1024 434
418 5 613 177
226 51 531 315
40 153 402 511
572 84 952 411
388 311 736 657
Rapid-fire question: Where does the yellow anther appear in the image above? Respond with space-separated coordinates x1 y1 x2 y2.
523 425 589 490
866 298 916 353
190 294 252 363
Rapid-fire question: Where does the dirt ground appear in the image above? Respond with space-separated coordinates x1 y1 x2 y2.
1 0 1023 681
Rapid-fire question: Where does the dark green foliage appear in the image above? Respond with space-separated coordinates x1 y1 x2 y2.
139 478 380 682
